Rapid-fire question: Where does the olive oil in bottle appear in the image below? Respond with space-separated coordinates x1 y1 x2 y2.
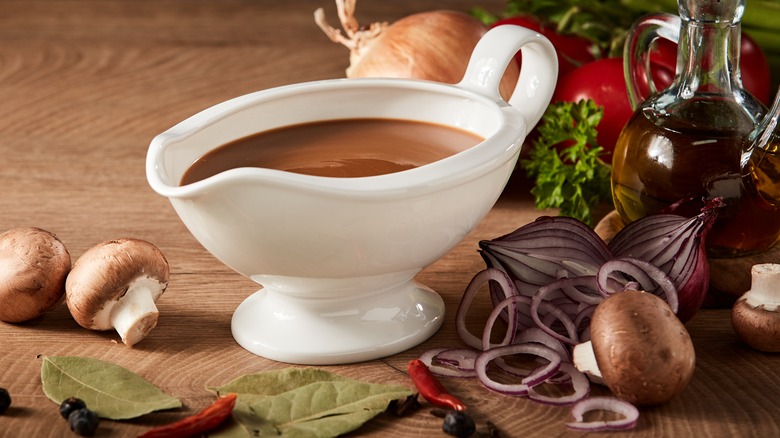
746 146 780 209
744 89 780 211
611 99 780 257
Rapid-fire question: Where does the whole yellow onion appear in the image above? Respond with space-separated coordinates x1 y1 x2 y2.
315 0 519 100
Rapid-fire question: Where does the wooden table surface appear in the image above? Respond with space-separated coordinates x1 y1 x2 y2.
1 1 779 437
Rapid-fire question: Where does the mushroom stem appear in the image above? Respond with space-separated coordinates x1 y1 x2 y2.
109 277 162 346
572 341 605 384
743 264 780 311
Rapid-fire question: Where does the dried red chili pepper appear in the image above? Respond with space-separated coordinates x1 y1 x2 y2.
138 393 237 438
408 359 467 412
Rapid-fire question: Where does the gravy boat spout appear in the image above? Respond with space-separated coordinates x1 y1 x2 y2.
146 25 557 364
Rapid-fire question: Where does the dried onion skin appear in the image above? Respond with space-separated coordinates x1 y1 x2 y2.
315 0 519 100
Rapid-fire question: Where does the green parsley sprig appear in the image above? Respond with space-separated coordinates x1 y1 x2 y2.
520 99 612 226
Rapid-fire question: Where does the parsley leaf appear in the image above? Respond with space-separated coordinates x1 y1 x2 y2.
520 99 612 226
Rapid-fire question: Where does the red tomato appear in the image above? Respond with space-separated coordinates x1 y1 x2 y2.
491 16 598 78
552 58 635 163
652 32 772 105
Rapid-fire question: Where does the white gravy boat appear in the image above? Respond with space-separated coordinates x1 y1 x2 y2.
146 25 557 364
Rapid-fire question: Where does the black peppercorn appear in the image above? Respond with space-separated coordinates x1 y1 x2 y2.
59 397 88 420
442 409 476 438
68 408 100 437
0 388 11 414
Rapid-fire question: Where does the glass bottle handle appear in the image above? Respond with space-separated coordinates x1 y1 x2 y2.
623 13 680 110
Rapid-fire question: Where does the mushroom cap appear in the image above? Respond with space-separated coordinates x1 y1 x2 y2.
0 227 71 323
732 297 780 352
65 238 169 330
590 290 695 406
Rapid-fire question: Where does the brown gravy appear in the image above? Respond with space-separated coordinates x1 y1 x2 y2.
179 118 483 185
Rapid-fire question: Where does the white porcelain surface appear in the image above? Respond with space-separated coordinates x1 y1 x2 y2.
146 25 557 364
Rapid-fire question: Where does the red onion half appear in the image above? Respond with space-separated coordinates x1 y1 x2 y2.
607 202 719 322
480 216 612 298
480 203 719 322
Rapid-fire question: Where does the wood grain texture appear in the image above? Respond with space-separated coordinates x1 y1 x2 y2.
0 1 779 437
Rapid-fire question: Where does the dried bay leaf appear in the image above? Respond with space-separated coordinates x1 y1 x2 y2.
40 355 182 420
236 408 283 434
205 415 258 438
214 368 350 397
212 368 414 438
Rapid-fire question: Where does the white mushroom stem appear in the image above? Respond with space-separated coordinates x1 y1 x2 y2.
743 264 780 311
572 341 605 385
97 277 165 346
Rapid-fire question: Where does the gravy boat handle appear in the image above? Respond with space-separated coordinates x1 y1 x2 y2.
457 24 558 134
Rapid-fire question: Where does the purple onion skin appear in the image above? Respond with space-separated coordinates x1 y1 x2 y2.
676 239 710 322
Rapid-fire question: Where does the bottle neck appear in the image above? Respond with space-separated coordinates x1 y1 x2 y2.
675 17 742 98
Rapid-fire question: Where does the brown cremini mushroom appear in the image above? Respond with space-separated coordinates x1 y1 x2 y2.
731 263 780 352
65 238 169 346
0 227 71 323
572 290 696 406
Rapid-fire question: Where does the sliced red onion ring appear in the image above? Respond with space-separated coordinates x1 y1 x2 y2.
483 299 571 378
419 348 464 378
527 363 590 406
514 327 570 362
559 281 604 305
573 305 596 342
419 347 449 366
529 277 593 345
482 295 528 350
419 348 478 378
492 344 566 383
435 348 478 372
597 258 679 313
566 396 640 431
491 334 571 385
475 343 563 396
456 268 516 350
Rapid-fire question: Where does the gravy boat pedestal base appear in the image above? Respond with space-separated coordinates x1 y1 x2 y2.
231 277 444 364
